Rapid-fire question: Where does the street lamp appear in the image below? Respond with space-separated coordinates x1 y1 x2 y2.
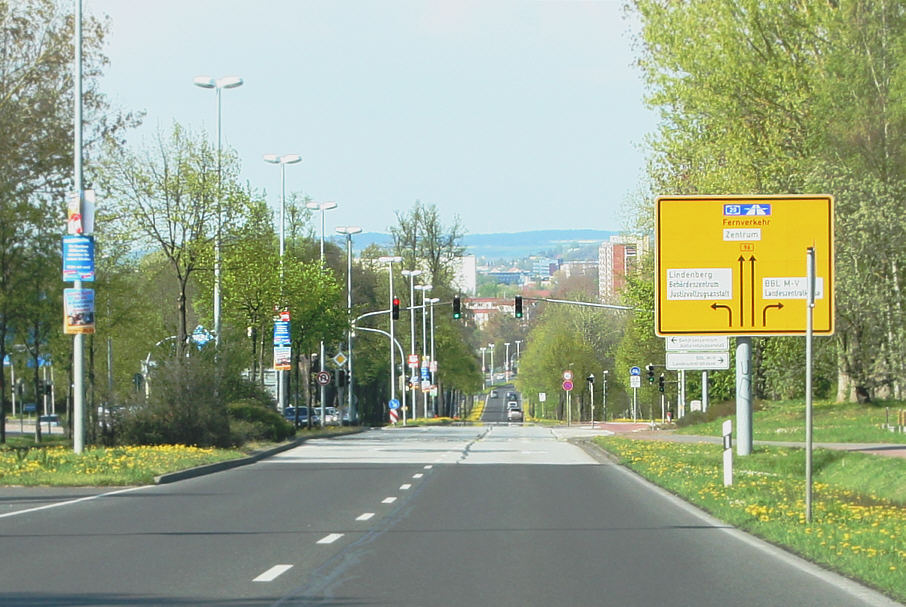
415 284 432 418
378 256 404 424
401 269 423 415
514 339 522 375
307 201 338 426
193 74 244 347
263 154 301 413
336 226 363 423
263 154 302 284
488 343 495 387
504 342 511 383
479 347 487 391
427 297 440 416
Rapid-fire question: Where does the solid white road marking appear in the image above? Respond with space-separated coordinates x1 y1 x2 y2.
382 497 397 504
317 533 344 544
400 483 412 490
254 565 293 582
356 512 375 521
0 486 147 520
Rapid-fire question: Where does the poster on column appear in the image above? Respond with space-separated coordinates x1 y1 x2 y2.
273 346 292 371
63 288 95 334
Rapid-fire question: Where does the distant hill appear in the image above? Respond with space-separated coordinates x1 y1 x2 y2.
339 229 618 261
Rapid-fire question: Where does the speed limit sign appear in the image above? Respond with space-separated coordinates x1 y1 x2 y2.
316 371 331 386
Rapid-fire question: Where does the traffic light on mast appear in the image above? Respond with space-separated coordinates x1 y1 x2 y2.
392 297 400 320
453 296 462 319
647 364 655 383
659 374 665 393
515 295 523 318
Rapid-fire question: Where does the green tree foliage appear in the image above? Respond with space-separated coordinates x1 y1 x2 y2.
631 0 906 401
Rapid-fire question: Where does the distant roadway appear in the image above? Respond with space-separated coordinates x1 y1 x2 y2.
0 420 899 606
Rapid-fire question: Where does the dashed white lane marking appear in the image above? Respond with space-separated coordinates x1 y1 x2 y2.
400 483 412 490
382 497 397 504
412 473 423 479
356 512 375 521
317 533 344 544
424 465 433 469
254 564 293 582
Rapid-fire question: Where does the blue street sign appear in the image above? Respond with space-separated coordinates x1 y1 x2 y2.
2 354 9 366
190 325 213 349
273 320 291 346
630 366 641 376
62 235 95 282
388 398 400 410
420 366 430 380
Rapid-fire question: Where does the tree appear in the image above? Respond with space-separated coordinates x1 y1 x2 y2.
390 201 466 288
105 124 253 358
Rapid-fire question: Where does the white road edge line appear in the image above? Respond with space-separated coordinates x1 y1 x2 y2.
0 486 148 520
317 533 344 544
382 497 397 504
356 512 375 521
400 483 412 490
253 564 293 582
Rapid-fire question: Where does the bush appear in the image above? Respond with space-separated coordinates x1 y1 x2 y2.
227 399 295 444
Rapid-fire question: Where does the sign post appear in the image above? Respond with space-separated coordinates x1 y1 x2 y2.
656 195 834 455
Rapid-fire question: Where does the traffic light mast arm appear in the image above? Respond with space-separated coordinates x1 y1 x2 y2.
522 296 637 311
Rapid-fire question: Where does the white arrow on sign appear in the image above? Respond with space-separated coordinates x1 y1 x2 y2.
666 351 730 370
665 335 730 352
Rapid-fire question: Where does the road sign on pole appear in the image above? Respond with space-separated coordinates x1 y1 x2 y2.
664 335 729 352
629 366 641 376
666 351 730 370
655 195 834 336
316 371 331 386
562 380 573 391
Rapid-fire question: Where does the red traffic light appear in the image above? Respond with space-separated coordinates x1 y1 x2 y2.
392 297 400 320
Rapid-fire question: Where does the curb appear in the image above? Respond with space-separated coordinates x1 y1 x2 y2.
154 428 367 485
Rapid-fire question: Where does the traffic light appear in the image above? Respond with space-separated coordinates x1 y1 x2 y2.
647 364 654 383
392 297 400 320
515 295 523 318
453 296 461 319
336 369 347 387
659 373 665 393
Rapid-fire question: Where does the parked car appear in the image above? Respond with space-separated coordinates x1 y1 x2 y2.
39 414 61 427
283 406 319 427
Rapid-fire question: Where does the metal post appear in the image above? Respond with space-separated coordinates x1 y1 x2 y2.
602 371 607 423
72 0 85 454
736 337 753 456
429 299 436 416
588 375 595 428
346 233 353 422
805 247 816 522
504 342 511 383
421 290 427 418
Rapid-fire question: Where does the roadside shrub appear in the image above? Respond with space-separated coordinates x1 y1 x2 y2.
118 355 230 447
227 399 294 444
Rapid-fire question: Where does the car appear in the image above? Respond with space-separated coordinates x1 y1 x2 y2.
283 406 319 427
39 414 61 427
323 406 339 425
507 406 523 422
490 390 498 398
341 409 355 426
506 391 518 401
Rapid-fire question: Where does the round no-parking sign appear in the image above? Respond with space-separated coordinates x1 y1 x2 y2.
562 380 574 391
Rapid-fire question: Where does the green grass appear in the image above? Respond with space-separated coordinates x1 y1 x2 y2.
676 399 906 444
595 436 906 603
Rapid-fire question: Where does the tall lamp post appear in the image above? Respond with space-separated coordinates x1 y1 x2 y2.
336 226 363 423
504 342 511 383
263 154 301 412
401 269 423 417
479 347 487 390
514 340 522 375
488 343 495 386
415 284 432 418
193 74 244 347
427 297 440 415
306 201 338 426
378 256 404 424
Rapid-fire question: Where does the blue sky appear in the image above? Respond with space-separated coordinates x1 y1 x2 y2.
89 0 655 237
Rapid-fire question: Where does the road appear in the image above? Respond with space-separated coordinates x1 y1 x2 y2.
0 425 899 606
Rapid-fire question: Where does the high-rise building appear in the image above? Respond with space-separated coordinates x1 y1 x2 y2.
598 235 649 301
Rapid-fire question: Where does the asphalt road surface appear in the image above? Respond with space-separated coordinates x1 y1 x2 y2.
0 425 900 606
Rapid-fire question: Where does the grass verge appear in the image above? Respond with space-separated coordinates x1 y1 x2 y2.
0 426 360 486
676 399 906 444
595 436 906 603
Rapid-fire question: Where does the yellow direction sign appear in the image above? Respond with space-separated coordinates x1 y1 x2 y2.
656 195 834 336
